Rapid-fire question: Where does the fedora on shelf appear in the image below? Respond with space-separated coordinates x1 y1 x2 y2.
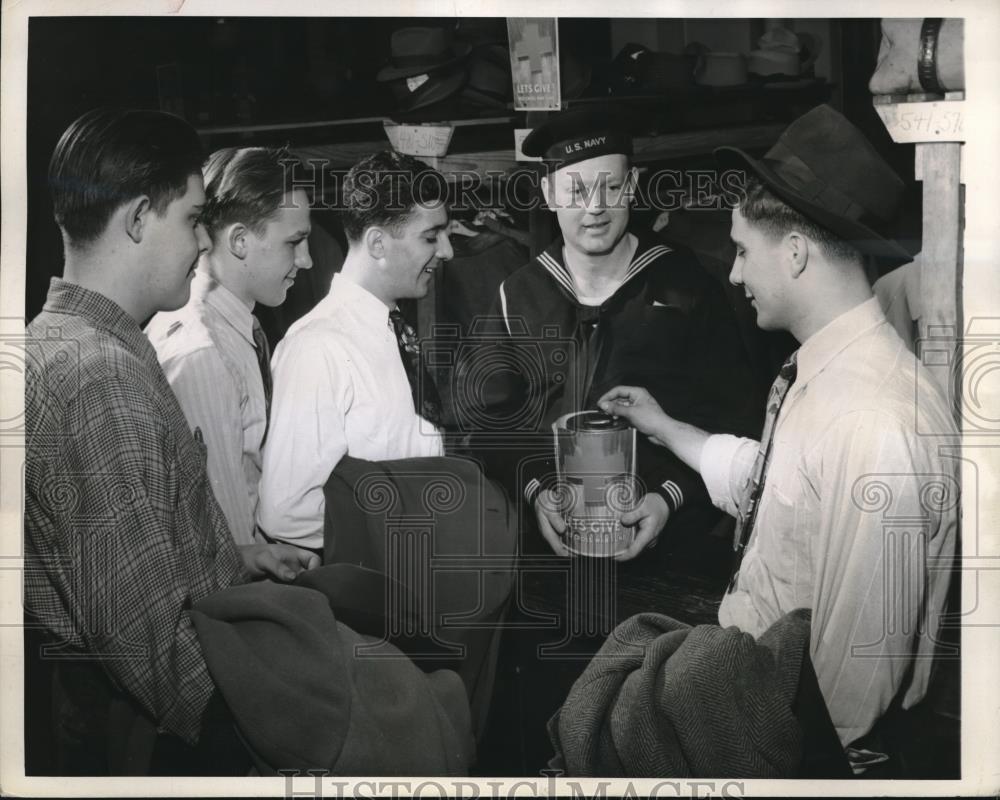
385 67 467 113
377 27 472 82
378 26 472 114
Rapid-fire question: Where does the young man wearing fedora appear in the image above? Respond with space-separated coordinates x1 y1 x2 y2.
472 106 762 563
599 104 958 768
25 108 319 774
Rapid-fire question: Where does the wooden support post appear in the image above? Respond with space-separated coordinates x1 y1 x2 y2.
873 95 966 413
916 142 964 410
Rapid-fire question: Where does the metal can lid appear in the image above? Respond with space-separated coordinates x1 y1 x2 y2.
566 410 628 432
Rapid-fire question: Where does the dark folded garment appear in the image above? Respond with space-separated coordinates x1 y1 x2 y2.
294 563 459 662
548 608 847 778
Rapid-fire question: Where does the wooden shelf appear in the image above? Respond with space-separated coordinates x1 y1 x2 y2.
632 122 785 162
206 81 828 178
197 115 516 137
294 121 786 181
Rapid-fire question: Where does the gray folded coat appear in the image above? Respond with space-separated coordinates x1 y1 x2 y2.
548 608 819 778
190 580 474 775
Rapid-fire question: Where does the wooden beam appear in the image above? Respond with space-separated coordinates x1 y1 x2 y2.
917 142 964 410
871 94 966 415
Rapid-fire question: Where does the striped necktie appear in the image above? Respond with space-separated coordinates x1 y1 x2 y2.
251 317 273 442
728 351 798 593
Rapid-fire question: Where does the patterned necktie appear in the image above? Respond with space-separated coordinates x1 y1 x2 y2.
389 307 442 427
728 351 798 593
251 317 273 442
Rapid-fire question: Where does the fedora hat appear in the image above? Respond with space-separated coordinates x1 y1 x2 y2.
386 64 467 114
716 104 912 266
377 27 472 82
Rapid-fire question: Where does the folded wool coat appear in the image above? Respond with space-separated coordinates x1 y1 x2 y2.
323 454 516 616
189 581 474 775
323 454 517 742
548 608 830 778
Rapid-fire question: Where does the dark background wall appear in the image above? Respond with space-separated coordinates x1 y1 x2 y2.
25 16 900 320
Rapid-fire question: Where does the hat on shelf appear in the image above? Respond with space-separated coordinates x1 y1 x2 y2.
607 43 696 95
378 26 472 114
376 27 472 82
458 44 512 110
385 67 468 113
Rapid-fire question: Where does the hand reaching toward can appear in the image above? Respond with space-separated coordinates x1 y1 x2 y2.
597 385 672 447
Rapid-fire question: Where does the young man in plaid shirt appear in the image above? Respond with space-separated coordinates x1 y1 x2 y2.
24 107 318 774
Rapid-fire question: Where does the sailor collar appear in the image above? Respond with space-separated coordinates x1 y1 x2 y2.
534 232 673 305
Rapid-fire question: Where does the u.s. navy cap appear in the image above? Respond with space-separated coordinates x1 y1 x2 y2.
521 106 632 167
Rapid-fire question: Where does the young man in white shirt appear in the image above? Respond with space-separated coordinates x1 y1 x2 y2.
146 147 314 545
258 150 451 549
598 105 958 765
258 152 516 741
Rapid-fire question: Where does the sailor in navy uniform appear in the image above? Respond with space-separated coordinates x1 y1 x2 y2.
466 107 764 562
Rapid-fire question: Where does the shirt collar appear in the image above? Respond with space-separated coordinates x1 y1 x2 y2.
793 296 888 391
42 277 155 360
329 272 391 329
193 270 255 346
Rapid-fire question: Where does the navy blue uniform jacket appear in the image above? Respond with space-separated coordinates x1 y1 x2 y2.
461 230 764 520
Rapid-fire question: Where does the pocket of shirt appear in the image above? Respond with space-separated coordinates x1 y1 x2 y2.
757 479 804 591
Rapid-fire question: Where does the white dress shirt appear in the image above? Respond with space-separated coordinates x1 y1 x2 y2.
700 298 958 747
145 270 267 545
257 273 444 549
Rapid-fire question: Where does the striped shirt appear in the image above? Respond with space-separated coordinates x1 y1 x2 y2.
25 278 247 745
702 298 958 746
146 271 267 545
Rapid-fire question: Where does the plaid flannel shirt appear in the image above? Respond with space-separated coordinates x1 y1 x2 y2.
25 278 248 745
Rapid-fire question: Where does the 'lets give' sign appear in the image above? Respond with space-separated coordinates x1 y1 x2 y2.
507 18 561 111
